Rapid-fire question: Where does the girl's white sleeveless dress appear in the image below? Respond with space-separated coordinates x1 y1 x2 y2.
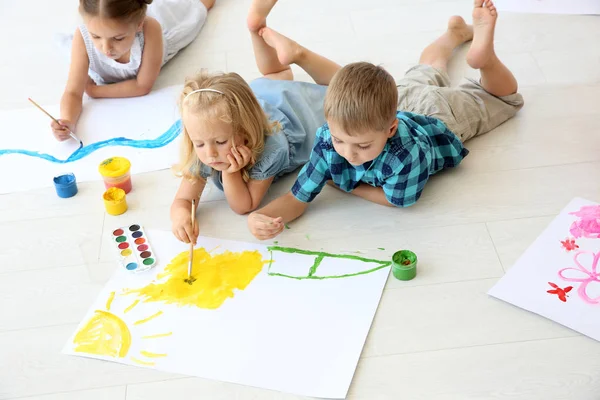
78 0 207 84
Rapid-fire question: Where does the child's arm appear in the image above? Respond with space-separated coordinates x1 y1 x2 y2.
52 29 90 140
171 177 206 244
343 183 394 207
222 172 275 214
86 17 163 99
221 145 275 214
248 192 309 240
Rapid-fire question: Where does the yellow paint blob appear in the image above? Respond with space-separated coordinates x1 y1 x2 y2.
121 249 133 257
124 299 139 313
126 248 266 309
134 311 163 325
131 357 155 366
142 332 172 339
139 350 167 358
105 291 116 311
73 310 131 358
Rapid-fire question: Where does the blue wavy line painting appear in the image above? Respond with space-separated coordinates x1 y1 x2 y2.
0 120 181 164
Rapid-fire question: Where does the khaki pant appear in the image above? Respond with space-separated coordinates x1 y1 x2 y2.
397 65 524 142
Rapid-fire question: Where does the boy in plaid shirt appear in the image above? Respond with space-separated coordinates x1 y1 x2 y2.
247 0 523 240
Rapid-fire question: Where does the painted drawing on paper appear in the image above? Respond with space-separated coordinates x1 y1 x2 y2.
489 197 600 342
72 291 170 366
125 246 268 309
65 231 392 399
0 85 182 193
0 120 181 164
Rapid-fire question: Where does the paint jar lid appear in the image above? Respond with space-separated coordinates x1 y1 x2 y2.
53 173 76 187
103 187 126 203
99 157 131 178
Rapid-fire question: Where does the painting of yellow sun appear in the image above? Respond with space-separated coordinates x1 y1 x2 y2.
72 291 170 366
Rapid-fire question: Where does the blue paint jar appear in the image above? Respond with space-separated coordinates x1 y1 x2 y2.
53 173 78 198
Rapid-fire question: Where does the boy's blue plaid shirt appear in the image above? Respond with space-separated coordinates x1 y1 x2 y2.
291 111 469 207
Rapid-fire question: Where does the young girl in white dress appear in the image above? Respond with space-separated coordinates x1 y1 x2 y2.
51 0 215 141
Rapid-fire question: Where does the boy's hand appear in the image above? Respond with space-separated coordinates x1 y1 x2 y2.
50 119 75 141
226 145 252 174
248 212 284 240
172 206 199 244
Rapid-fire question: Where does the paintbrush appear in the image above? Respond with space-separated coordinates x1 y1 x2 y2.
28 97 83 146
186 199 196 284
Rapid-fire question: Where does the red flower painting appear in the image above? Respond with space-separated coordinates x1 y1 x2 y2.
547 282 573 302
560 238 579 252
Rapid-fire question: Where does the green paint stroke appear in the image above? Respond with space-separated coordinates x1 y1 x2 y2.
284 223 290 229
266 245 391 280
378 247 385 251
308 254 324 277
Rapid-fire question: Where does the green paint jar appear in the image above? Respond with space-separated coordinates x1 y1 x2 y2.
391 250 417 281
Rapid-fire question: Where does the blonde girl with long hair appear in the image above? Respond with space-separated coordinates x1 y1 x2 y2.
51 0 215 141
170 0 342 244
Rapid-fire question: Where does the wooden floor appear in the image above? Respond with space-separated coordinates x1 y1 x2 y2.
1 0 600 399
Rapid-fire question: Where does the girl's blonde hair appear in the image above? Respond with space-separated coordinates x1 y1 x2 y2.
79 0 152 23
175 70 278 182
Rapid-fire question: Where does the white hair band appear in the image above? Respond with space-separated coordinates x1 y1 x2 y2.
184 88 224 101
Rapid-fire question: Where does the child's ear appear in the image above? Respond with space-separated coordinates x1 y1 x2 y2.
387 118 399 138
136 20 144 32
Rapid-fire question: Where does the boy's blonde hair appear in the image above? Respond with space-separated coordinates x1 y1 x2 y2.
324 62 398 135
175 70 278 182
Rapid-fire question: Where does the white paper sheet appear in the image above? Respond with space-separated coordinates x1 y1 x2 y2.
0 85 183 194
488 197 600 341
63 230 391 399
496 0 600 15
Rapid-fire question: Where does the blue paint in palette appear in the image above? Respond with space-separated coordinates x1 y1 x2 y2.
126 262 138 271
0 120 181 163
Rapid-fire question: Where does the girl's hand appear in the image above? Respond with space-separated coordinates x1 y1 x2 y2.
50 119 75 141
226 145 252 174
172 206 199 244
248 212 284 240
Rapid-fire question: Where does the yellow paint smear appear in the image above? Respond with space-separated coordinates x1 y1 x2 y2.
131 356 155 366
73 310 131 358
124 299 140 313
142 332 173 339
105 291 116 311
134 311 163 325
125 248 266 309
139 350 167 358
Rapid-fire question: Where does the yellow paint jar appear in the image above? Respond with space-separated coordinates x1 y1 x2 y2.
103 187 128 216
98 157 132 194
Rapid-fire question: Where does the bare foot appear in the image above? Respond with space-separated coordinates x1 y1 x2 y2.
466 0 498 69
447 15 473 44
247 0 278 33
259 27 303 66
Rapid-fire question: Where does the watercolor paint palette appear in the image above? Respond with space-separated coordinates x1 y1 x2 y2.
111 224 156 272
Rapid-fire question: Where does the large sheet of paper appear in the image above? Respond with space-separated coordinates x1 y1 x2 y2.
63 230 391 399
489 197 600 341
0 85 182 194
496 0 600 15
